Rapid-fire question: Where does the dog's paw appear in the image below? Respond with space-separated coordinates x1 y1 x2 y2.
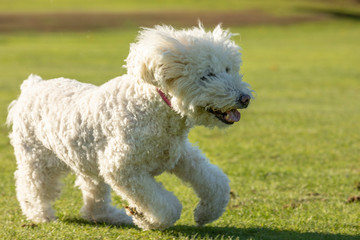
105 207 134 226
194 200 227 226
82 206 133 226
126 200 182 230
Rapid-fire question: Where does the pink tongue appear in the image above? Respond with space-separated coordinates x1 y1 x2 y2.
224 109 241 123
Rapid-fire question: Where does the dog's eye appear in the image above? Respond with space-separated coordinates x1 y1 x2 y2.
225 67 230 73
201 72 216 81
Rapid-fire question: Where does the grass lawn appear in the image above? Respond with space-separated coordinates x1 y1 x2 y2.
1 2 360 239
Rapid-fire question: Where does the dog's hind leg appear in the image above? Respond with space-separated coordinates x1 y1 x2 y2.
76 175 133 226
13 141 67 223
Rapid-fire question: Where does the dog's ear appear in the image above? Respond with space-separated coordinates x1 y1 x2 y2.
125 26 185 88
125 41 158 85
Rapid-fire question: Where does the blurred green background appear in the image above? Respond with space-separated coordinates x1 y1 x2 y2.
0 1 359 239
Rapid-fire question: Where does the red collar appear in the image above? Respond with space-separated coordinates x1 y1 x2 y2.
156 88 172 108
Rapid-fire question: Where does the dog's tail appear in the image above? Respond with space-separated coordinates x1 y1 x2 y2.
6 74 43 127
6 100 17 127
20 74 43 91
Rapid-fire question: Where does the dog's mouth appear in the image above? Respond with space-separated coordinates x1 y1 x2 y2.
207 108 241 125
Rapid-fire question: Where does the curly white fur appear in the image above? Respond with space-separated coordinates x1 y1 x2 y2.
7 24 253 230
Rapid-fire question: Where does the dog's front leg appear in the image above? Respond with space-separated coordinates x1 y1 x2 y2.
170 142 230 226
103 170 182 230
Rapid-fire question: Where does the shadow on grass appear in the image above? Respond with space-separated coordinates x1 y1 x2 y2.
60 217 137 230
61 217 359 240
166 225 360 240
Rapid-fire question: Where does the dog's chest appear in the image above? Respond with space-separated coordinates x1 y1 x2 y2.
140 135 184 176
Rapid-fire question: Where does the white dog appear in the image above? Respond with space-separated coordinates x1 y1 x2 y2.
7 24 253 230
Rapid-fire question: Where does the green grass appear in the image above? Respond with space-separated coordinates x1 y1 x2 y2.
1 2 360 239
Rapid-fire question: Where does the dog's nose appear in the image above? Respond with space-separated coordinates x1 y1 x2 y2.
238 94 251 108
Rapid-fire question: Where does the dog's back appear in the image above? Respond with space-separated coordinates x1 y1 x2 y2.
7 74 96 128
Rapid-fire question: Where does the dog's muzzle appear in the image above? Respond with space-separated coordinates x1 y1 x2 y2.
207 94 251 125
237 94 251 109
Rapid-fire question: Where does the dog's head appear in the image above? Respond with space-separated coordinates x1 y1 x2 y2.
125 24 254 127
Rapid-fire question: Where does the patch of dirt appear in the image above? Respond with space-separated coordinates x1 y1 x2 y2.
229 190 247 209
347 196 360 203
21 223 38 228
283 192 327 209
125 206 144 218
0 9 330 32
